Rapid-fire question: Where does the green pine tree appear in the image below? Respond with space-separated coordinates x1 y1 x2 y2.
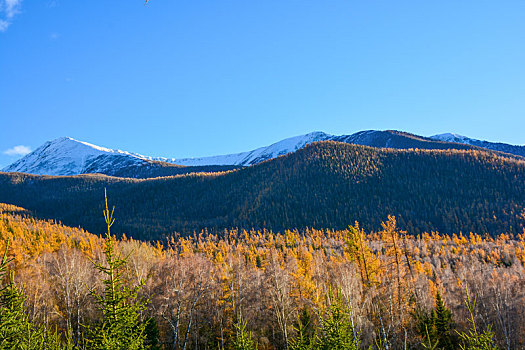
421 324 438 350
434 292 454 350
317 292 360 350
86 189 148 350
0 239 68 349
233 320 258 350
414 292 455 350
456 288 498 350
289 308 316 350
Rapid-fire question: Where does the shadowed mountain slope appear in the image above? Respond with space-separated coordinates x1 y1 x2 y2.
431 133 525 157
0 141 523 240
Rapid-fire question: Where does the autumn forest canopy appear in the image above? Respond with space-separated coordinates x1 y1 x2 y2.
1 201 524 349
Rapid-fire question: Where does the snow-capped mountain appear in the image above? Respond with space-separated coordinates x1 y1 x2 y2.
3 131 522 177
431 133 472 143
2 137 153 176
1 132 334 176
332 130 472 150
165 129 502 166
430 133 525 157
169 131 332 166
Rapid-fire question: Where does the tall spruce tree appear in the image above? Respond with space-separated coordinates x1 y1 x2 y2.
457 288 498 350
86 189 148 350
414 292 455 350
434 292 454 350
0 239 66 349
317 292 360 350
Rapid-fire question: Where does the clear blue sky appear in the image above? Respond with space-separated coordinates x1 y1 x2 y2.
1 0 524 168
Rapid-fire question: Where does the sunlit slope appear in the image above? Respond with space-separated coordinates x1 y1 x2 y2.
0 141 523 240
0 203 102 263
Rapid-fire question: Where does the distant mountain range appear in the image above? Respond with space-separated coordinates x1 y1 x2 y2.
430 133 525 157
2 130 524 178
1 136 237 178
1 141 523 239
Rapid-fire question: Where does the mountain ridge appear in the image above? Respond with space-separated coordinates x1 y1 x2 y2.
3 130 523 177
430 133 525 157
1 141 523 239
1 136 239 178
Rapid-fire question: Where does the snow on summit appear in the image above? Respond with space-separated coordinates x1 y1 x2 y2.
1 137 149 176
430 133 525 157
170 131 331 166
3 131 523 177
430 133 472 144
1 132 333 176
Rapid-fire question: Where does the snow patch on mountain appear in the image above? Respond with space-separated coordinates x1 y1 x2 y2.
1 132 333 175
3 130 523 177
2 137 150 176
430 133 525 157
169 131 331 166
431 133 472 144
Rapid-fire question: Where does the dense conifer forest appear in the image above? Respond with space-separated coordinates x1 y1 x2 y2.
2 202 524 348
0 142 523 240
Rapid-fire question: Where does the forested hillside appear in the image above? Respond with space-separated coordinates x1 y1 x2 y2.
0 141 524 240
100 160 240 179
1 203 524 349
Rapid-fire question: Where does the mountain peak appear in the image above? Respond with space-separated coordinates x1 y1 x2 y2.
53 136 74 142
430 133 525 157
1 136 149 176
305 131 330 138
171 131 333 166
3 130 524 177
431 133 469 142
48 136 125 154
